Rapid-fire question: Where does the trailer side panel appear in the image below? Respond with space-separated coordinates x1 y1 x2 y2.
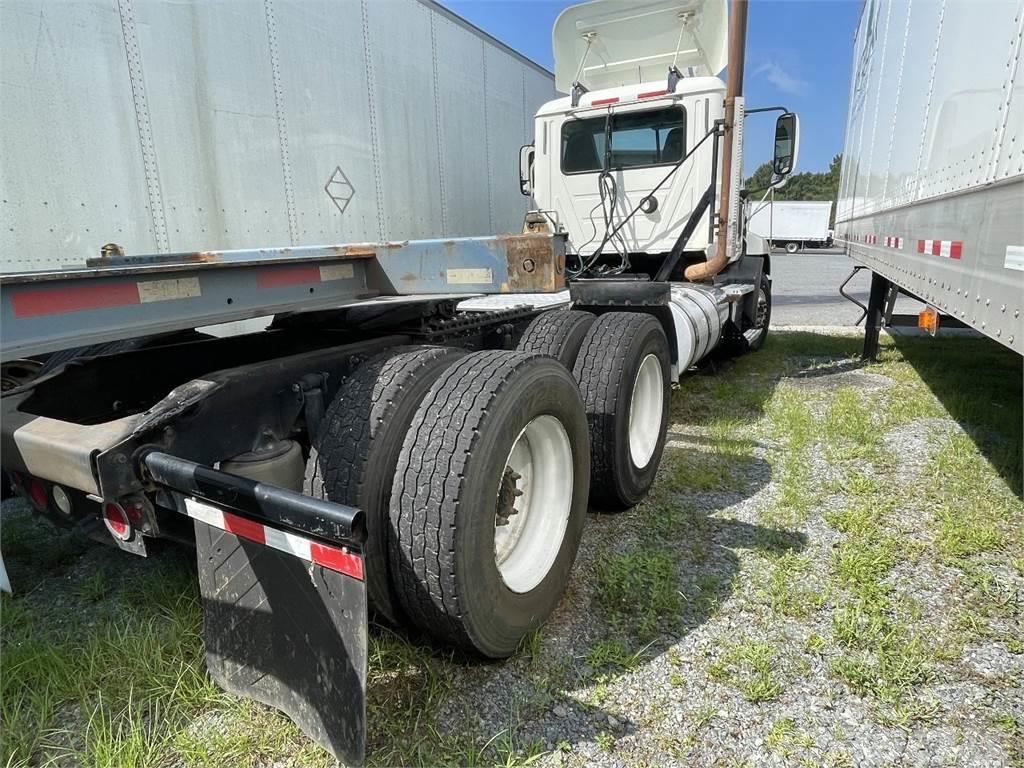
0 0 556 271
835 0 1024 353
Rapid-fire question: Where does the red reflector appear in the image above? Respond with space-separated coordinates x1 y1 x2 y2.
103 502 130 540
256 265 321 289
28 478 48 510
591 97 619 106
310 541 364 581
12 282 141 318
639 90 669 99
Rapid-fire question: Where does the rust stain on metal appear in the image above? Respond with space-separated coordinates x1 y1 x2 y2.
503 234 566 293
85 250 224 268
400 272 419 282
335 245 378 258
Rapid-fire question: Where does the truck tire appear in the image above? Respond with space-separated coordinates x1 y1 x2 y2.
389 351 589 657
304 345 465 624
516 310 596 368
785 241 800 254
573 312 670 511
744 273 772 352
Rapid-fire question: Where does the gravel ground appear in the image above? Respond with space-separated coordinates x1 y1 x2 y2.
2 330 1021 768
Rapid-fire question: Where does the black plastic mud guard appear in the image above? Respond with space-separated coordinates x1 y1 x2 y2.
194 522 368 765
140 451 369 763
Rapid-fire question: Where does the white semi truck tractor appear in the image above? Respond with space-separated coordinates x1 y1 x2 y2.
0 0 800 762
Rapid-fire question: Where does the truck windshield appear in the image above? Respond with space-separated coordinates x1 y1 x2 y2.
561 106 686 174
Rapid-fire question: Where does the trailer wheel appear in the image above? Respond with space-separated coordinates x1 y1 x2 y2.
785 241 800 254
744 273 772 352
573 312 670 511
516 310 596 368
304 345 465 624
389 351 589 657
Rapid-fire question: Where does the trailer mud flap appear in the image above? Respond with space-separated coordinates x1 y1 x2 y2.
194 520 367 765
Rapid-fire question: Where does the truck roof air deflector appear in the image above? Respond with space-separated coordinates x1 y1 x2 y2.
552 0 728 93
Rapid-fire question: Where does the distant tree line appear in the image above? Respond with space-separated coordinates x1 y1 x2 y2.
745 153 842 205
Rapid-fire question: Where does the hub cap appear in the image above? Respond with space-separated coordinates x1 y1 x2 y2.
494 415 573 593
628 354 663 468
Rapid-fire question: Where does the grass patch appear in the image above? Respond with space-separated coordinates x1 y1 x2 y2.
0 549 210 767
760 552 826 618
594 549 681 640
765 716 815 758
583 638 649 672
823 388 883 462
763 386 818 526
708 638 783 702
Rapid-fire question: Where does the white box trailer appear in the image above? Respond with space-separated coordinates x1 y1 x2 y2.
0 0 555 271
835 0 1024 357
747 200 833 253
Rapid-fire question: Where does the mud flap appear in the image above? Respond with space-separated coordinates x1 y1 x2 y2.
194 520 367 765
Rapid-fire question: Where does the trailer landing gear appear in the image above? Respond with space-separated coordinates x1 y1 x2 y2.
863 271 898 361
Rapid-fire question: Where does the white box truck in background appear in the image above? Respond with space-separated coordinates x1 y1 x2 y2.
747 200 833 253
835 0 1023 358
0 0 555 271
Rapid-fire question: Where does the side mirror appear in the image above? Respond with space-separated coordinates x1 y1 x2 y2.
519 144 535 196
772 112 799 177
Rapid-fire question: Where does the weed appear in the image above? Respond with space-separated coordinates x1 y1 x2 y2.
595 731 615 752
75 569 112 602
594 549 681 640
692 704 715 730
583 639 649 671
517 629 543 665
762 552 826 618
803 633 826 654
708 638 783 702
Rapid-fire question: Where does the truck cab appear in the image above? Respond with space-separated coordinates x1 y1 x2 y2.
529 0 727 258
520 0 800 308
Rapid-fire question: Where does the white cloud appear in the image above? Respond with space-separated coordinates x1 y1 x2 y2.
755 61 808 95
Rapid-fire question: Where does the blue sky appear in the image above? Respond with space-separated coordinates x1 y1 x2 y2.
441 0 862 173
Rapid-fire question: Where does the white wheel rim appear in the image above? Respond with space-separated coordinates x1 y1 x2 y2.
628 354 663 468
494 415 573 594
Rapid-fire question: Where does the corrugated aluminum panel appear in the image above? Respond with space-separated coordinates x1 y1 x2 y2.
433 12 490 236
0 0 555 271
0 1 157 269
836 0 1024 355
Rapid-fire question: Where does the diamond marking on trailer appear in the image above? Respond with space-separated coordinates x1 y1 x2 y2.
325 166 356 214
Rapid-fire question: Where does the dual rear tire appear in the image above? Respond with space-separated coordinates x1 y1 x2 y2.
305 310 670 656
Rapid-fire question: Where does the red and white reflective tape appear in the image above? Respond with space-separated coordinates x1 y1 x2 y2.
883 236 903 249
916 239 962 260
184 497 364 581
863 234 878 244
